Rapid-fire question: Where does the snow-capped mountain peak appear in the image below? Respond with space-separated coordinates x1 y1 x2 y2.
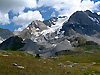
41 16 68 35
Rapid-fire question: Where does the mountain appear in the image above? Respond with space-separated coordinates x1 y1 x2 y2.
0 37 5 43
20 20 48 39
43 17 58 27
19 16 69 51
43 16 67 27
62 10 100 36
0 28 13 43
1 10 100 57
0 36 25 51
61 10 100 45
0 16 68 56
0 28 13 39
7 16 69 56
13 31 21 35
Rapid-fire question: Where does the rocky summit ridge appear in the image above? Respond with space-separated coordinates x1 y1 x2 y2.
0 10 100 57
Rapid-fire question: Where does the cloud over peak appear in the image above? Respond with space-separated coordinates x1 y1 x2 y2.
0 13 10 25
12 10 44 31
0 0 37 13
0 0 100 31
0 0 37 25
38 0 100 17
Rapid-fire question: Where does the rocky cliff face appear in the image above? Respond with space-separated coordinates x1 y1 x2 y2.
43 17 58 27
43 16 67 27
19 16 69 51
61 10 100 46
20 20 48 39
62 10 100 36
1 10 100 57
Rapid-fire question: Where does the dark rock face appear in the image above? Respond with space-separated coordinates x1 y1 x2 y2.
43 17 58 27
43 16 67 27
68 11 93 25
0 36 25 51
62 10 100 36
55 50 71 56
0 28 13 39
30 20 48 31
62 23 100 36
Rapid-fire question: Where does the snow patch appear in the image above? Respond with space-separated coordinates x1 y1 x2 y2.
26 27 29 30
67 40 71 45
31 32 33 34
68 40 70 43
82 27 84 29
0 37 5 43
55 36 59 39
52 44 57 47
0 40 3 43
36 28 40 31
23 39 25 41
41 16 68 35
34 38 37 42
88 16 99 23
34 21 38 25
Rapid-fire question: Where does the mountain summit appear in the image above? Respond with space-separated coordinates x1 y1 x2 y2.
0 10 100 57
62 10 100 36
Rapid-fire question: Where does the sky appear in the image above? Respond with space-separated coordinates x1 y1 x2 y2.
0 0 100 31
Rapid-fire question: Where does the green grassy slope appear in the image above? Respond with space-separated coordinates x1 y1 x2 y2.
0 50 100 75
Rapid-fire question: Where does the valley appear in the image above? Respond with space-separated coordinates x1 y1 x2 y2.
0 10 100 75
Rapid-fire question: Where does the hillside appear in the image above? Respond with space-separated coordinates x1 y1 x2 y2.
0 50 100 75
0 10 100 57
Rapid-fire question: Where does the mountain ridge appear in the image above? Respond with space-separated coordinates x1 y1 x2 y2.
0 10 100 57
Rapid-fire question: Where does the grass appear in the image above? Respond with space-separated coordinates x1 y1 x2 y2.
58 53 100 63
0 52 66 75
55 44 100 56
0 50 33 59
81 45 100 51
0 50 100 75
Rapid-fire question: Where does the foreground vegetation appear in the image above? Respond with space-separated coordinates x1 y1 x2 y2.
0 50 100 75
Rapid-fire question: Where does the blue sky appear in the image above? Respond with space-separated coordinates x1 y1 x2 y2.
0 0 100 31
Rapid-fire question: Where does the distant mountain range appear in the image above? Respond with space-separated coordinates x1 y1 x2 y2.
0 10 100 57
0 28 13 43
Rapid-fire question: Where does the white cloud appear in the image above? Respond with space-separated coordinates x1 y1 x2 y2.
0 0 100 31
0 12 10 25
97 12 100 15
0 0 37 25
15 26 26 31
12 11 44 31
0 0 37 13
38 0 100 17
